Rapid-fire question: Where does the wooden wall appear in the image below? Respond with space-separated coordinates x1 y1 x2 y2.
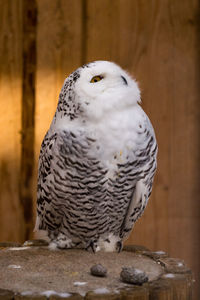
0 0 200 298
0 0 24 242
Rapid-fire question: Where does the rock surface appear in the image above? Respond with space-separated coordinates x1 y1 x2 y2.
120 267 148 285
0 241 192 299
0 242 162 296
90 264 107 277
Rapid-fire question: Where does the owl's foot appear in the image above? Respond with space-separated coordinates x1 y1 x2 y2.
49 233 75 250
85 235 123 252
99 234 123 252
116 240 123 253
85 239 99 253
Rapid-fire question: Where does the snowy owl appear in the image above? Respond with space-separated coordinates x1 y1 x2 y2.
35 61 157 252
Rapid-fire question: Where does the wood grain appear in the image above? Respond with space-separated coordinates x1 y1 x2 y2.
35 0 83 152
20 0 37 240
34 0 83 221
0 0 24 241
0 243 193 300
85 0 120 63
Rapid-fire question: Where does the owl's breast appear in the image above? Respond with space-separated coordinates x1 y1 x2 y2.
86 105 151 176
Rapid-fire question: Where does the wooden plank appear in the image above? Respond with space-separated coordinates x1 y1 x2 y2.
85 0 120 63
167 2 200 292
0 0 24 242
20 0 37 240
34 0 83 222
149 280 173 300
35 0 83 149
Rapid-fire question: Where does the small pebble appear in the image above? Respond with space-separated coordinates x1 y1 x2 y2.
90 264 107 277
120 267 148 285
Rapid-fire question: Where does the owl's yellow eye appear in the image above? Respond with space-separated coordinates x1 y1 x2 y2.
90 75 103 83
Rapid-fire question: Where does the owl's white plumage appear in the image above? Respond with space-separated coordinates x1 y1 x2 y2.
35 61 157 252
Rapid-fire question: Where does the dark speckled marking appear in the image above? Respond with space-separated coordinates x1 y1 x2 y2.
121 75 128 85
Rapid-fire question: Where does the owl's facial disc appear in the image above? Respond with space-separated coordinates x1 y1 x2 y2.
72 61 140 121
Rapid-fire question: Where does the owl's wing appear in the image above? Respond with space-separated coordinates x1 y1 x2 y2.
35 129 107 234
120 180 150 238
120 119 157 239
35 131 61 232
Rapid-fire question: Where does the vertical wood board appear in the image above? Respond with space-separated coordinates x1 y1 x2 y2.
0 0 24 241
20 0 37 240
34 0 83 221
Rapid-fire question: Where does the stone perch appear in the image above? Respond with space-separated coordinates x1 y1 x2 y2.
0 240 193 299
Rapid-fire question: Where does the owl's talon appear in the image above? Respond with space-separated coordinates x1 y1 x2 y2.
86 240 97 253
116 241 123 253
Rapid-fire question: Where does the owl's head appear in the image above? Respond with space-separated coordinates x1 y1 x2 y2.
56 61 141 122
